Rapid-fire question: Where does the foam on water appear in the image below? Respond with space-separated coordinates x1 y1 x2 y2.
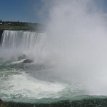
0 59 86 103
0 67 86 103
0 72 65 100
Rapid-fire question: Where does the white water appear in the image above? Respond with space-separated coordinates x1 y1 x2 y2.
0 71 67 102
2 30 44 49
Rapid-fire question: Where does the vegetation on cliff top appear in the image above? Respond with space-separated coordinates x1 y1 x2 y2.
0 21 43 32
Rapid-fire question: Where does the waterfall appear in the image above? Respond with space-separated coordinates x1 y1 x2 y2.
0 30 69 103
0 30 47 60
1 30 44 50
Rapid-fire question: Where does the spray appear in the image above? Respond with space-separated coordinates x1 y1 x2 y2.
44 0 107 95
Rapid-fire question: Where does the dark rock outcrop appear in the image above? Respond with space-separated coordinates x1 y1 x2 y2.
23 59 33 63
0 30 3 44
0 99 6 107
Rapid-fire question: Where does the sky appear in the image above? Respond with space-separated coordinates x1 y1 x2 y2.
0 0 44 23
0 0 107 23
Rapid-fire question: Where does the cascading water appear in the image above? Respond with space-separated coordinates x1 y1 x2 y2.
2 30 41 49
0 30 47 60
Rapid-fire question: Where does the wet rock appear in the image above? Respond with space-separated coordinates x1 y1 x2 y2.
23 59 33 63
17 54 33 63
0 30 3 44
18 54 26 60
0 99 5 107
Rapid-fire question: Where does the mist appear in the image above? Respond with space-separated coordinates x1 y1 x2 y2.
43 0 107 95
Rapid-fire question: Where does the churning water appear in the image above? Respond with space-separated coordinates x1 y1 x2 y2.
0 30 86 103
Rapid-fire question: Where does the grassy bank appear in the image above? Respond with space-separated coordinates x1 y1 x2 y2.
0 21 43 32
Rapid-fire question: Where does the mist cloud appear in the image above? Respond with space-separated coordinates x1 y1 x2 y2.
44 0 107 95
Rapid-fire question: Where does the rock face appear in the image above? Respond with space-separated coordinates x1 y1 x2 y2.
18 54 33 63
23 59 33 63
0 99 3 104
0 99 5 107
0 30 3 44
